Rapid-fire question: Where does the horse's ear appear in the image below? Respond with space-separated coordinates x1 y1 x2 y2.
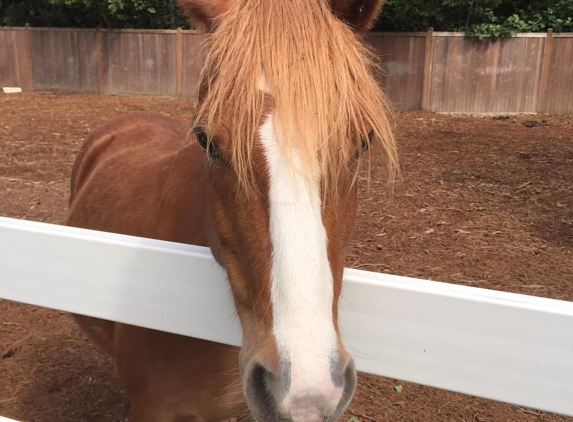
176 0 234 31
330 0 385 32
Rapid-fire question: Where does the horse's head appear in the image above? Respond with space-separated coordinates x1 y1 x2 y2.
178 1 396 421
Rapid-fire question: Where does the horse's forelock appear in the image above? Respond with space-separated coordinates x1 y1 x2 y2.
195 0 398 193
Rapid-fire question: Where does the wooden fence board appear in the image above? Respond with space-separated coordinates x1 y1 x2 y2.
429 36 545 113
544 36 573 113
29 28 98 92
101 31 178 96
367 34 426 111
536 29 553 112
181 33 207 98
0 28 32 90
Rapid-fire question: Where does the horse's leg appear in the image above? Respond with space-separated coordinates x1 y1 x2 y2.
128 396 203 422
129 397 237 422
129 398 239 422
128 399 165 422
72 314 115 355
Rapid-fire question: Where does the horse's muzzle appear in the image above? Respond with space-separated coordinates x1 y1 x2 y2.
244 357 357 422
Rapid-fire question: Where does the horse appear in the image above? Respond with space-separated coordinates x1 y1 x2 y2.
65 0 398 421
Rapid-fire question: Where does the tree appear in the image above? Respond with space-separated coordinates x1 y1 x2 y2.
374 0 573 36
1 0 572 34
1 0 188 28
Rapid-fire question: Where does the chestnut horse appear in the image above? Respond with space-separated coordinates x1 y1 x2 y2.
66 0 398 421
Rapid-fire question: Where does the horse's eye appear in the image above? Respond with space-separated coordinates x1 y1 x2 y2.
194 128 220 160
356 130 373 158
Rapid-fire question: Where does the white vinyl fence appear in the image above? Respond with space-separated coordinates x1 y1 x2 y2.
1 216 573 419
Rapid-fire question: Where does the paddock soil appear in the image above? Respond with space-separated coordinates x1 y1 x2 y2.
1 92 572 422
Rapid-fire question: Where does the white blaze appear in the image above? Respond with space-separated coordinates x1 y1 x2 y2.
260 114 339 402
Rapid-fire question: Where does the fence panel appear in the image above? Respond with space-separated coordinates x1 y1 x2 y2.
0 28 32 90
101 30 178 96
367 33 426 111
29 28 98 92
181 32 207 98
2 216 573 416
429 34 546 113
545 35 573 113
2 28 573 113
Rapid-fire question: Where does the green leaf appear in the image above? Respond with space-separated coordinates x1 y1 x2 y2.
394 385 404 393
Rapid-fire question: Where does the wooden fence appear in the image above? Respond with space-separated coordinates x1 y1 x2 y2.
1 27 572 113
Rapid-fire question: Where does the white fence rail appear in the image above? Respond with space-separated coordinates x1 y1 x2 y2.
2 216 573 419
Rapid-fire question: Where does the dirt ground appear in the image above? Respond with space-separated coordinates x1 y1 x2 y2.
0 91 572 422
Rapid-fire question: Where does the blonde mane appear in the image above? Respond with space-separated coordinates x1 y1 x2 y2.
195 0 398 191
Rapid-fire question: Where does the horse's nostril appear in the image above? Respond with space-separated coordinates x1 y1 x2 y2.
245 363 279 421
328 359 357 421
